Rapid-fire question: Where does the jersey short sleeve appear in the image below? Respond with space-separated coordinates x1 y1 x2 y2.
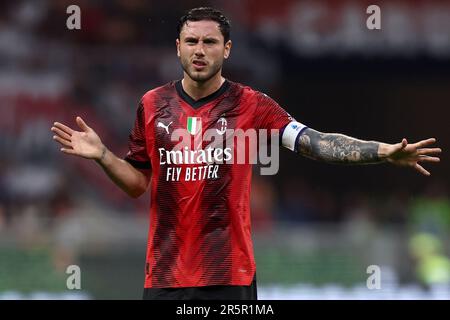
254 92 293 131
124 101 151 169
253 92 308 152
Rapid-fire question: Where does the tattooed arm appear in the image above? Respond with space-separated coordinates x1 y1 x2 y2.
297 128 441 174
297 128 385 164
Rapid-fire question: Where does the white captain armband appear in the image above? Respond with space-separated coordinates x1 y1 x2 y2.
281 121 308 152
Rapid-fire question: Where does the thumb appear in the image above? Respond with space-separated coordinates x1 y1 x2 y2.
401 138 408 149
76 116 90 132
393 138 408 153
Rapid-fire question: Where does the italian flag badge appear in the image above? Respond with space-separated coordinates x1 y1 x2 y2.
187 117 202 135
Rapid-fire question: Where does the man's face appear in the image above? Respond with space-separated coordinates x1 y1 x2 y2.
176 20 231 83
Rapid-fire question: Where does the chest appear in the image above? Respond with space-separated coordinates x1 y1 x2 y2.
149 97 254 151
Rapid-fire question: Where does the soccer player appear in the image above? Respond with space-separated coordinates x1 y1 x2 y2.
51 7 441 300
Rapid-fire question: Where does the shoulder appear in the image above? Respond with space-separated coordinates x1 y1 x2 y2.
232 81 277 101
141 81 176 104
227 81 255 96
226 81 272 105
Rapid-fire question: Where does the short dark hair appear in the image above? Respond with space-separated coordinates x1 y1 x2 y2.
177 7 231 43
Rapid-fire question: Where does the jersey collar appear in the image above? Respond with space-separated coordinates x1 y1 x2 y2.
175 79 230 109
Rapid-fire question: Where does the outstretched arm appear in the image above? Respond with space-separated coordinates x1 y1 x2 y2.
297 128 441 176
51 116 150 198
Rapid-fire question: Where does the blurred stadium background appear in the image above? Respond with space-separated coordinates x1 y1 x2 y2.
0 0 449 299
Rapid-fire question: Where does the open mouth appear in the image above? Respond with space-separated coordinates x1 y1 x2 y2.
193 60 207 68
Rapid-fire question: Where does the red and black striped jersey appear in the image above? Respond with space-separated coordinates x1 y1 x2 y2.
125 80 297 288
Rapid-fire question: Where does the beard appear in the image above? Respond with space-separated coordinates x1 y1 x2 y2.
180 56 223 83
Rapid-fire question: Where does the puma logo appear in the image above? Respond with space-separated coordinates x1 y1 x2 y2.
157 121 173 134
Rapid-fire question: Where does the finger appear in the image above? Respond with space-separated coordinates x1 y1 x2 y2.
53 135 72 148
51 126 72 140
414 138 436 148
76 116 90 132
401 138 408 148
53 122 74 136
414 163 431 176
60 147 78 155
393 138 408 152
418 156 440 163
417 148 442 155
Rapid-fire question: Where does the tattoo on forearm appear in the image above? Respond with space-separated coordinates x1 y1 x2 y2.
297 128 381 164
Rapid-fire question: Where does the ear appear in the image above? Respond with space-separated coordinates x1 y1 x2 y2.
224 40 232 59
176 38 180 58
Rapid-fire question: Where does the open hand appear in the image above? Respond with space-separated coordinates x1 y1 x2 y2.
51 116 104 160
384 138 441 176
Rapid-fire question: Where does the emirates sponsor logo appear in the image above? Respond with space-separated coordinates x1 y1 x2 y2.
158 127 283 181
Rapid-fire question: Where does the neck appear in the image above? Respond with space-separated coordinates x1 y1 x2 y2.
182 72 225 101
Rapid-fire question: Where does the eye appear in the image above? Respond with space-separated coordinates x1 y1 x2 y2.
185 38 197 45
203 39 217 45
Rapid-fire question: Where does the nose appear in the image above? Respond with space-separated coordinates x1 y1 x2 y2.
194 42 205 57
